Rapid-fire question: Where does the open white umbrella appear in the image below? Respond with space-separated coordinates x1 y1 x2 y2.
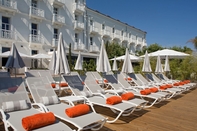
140 49 190 59
155 55 164 73
0 51 31 58
74 51 83 71
164 55 170 72
110 54 141 62
48 50 56 74
5 43 26 77
97 40 111 88
121 48 134 74
32 53 51 68
54 32 70 95
142 50 152 72
112 56 118 71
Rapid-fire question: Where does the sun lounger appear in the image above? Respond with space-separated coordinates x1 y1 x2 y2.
80 72 148 110
0 71 10 77
0 77 74 131
62 74 137 123
26 77 106 131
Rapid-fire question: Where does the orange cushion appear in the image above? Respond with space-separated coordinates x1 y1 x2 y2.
22 112 55 131
140 89 151 95
173 83 179 86
121 92 134 100
106 96 122 105
96 80 99 84
59 82 68 87
159 85 168 90
179 82 185 85
8 86 18 92
149 87 158 93
51 83 56 88
166 84 173 88
82 82 85 85
65 104 90 118
104 79 108 83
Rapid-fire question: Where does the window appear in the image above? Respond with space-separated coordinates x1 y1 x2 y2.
75 15 78 21
2 16 10 30
53 7 58 14
112 28 115 33
53 28 58 39
75 0 78 3
102 24 105 30
90 19 93 26
75 33 78 43
90 37 93 45
129 33 131 38
31 0 37 7
121 30 123 36
31 23 38 35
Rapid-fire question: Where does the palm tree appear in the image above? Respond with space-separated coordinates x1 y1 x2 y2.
187 36 197 50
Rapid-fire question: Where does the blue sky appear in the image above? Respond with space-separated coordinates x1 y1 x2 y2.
86 0 197 50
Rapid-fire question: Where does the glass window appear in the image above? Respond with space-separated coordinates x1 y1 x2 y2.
75 33 78 42
53 28 58 39
75 15 78 21
112 28 115 33
90 19 93 26
121 31 123 36
102 24 105 30
2 16 10 30
31 0 37 7
90 37 93 45
53 7 58 14
31 23 37 35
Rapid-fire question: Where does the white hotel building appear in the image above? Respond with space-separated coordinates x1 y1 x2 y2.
0 0 147 68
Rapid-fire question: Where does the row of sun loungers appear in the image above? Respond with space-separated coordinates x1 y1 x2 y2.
0 70 196 131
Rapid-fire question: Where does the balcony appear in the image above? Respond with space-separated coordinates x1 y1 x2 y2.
122 36 129 42
102 30 111 37
52 14 65 26
52 38 58 47
0 0 17 14
73 3 85 14
51 0 65 6
74 43 85 51
29 6 44 21
74 21 84 31
137 38 143 45
89 26 99 34
89 44 99 53
130 37 137 44
113 32 120 40
29 34 43 44
0 29 17 41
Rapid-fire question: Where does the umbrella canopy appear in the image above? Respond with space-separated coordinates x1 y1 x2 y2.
55 32 70 75
5 43 25 69
164 55 170 72
110 54 141 62
0 51 31 58
112 56 118 71
140 49 190 59
155 55 164 73
74 51 83 70
121 48 134 73
142 50 152 73
96 41 111 73
48 50 56 74
32 53 51 59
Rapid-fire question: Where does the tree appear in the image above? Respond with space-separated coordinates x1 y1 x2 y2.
187 36 197 50
68 43 72 70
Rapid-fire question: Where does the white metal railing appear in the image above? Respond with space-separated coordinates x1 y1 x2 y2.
102 30 111 36
52 14 65 24
29 34 43 43
74 21 84 29
0 0 17 9
0 29 16 40
54 0 65 3
73 3 85 12
52 38 58 47
89 44 99 52
74 42 85 50
30 6 44 18
89 26 98 33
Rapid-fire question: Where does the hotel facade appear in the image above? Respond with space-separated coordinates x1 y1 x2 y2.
0 0 147 68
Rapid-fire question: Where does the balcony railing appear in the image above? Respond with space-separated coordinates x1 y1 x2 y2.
130 37 137 44
52 14 65 25
52 38 58 47
74 21 84 30
73 3 85 13
0 0 17 10
0 29 16 40
29 6 44 19
102 30 111 37
89 26 99 34
89 44 99 53
29 34 43 43
74 43 85 51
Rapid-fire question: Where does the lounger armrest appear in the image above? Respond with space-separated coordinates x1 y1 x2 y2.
0 109 6 122
59 96 85 106
31 103 48 112
92 93 106 98
105 90 119 95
